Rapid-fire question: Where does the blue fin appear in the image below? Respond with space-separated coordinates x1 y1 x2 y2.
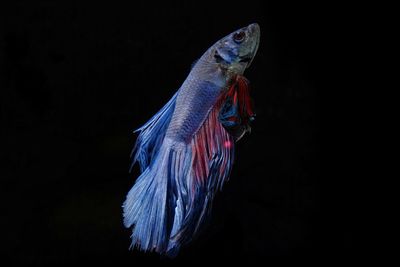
123 139 191 254
130 92 178 172
123 91 235 257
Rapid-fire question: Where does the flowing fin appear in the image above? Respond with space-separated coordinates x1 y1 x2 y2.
124 90 236 256
218 75 255 141
123 139 191 254
170 93 235 249
131 92 178 172
124 76 253 256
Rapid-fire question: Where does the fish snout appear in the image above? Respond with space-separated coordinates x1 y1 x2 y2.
248 23 260 36
243 23 260 68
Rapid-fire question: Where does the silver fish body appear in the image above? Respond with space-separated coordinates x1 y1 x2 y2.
166 23 260 143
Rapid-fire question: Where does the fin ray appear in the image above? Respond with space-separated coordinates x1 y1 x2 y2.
131 92 178 172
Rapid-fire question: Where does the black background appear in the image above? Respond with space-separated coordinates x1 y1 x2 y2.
1 0 355 264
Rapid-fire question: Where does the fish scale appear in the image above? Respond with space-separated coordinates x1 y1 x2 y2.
166 72 223 143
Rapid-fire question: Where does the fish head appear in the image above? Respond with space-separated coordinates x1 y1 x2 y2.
212 23 260 75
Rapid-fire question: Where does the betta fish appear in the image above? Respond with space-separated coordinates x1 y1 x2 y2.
123 23 260 256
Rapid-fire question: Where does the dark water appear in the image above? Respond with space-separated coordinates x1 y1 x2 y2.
1 0 356 264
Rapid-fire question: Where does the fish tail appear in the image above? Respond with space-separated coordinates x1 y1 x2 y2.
123 139 191 255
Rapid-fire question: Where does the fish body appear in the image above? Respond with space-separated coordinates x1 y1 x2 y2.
123 23 260 256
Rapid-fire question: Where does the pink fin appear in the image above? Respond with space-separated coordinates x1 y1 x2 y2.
227 75 255 124
191 97 234 186
190 74 252 186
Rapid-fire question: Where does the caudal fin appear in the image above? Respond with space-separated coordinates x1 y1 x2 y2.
123 139 191 254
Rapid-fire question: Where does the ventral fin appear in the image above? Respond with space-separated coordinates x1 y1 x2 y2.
218 75 255 141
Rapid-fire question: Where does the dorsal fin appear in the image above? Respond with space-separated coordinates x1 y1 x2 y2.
131 91 178 172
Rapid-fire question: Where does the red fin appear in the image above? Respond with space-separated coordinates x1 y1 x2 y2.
216 75 255 140
219 75 254 120
191 97 234 186
176 77 254 243
190 75 253 185
234 75 255 123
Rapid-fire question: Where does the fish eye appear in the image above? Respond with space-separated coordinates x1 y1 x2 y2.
233 31 245 43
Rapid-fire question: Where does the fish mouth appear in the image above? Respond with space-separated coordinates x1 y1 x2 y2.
239 56 253 63
243 23 260 68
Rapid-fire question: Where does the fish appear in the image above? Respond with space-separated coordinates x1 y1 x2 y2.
123 23 260 256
